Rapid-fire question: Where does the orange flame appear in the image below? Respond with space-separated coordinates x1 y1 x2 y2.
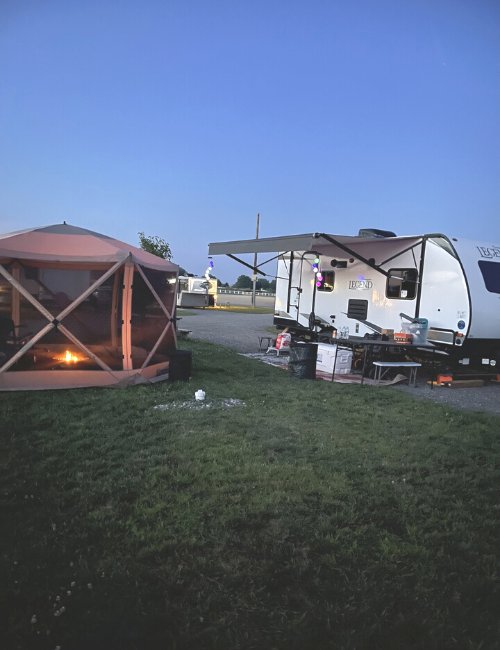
53 350 86 364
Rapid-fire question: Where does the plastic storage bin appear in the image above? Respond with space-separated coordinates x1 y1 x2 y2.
402 318 429 345
316 344 353 374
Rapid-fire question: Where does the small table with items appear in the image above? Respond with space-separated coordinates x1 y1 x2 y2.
334 336 438 385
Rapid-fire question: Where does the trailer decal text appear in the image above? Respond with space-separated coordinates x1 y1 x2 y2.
349 279 373 290
477 246 500 259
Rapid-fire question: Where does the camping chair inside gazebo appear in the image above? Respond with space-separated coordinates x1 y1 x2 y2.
0 316 32 364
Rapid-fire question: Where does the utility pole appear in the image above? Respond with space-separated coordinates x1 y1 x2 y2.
251 213 260 308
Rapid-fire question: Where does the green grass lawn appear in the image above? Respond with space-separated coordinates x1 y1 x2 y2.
1 340 499 650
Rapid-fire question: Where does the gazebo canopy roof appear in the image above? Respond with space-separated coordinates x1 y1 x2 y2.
0 223 178 272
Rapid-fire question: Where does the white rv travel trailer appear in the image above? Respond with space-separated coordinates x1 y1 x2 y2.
209 230 500 374
177 276 217 307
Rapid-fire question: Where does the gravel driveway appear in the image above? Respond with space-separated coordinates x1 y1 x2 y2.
177 309 275 353
178 309 500 416
393 380 500 415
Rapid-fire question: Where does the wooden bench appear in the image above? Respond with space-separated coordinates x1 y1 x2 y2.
372 361 421 386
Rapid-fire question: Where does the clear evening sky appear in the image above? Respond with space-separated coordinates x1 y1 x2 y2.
1 1 499 283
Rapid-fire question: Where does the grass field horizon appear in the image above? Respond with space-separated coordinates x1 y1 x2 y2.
1 339 499 649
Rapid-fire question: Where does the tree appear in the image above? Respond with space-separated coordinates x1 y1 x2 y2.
138 232 172 260
233 274 252 289
256 278 270 291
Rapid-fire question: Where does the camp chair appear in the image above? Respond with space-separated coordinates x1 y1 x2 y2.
0 316 32 364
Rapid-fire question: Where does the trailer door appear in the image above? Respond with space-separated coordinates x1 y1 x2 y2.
275 253 306 326
286 253 302 319
277 252 316 328
294 252 317 329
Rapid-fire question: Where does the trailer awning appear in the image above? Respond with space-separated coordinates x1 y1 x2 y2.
209 233 333 256
208 232 429 277
208 232 427 256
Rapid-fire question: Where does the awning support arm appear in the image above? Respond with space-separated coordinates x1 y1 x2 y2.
258 253 282 267
377 239 424 267
226 254 267 276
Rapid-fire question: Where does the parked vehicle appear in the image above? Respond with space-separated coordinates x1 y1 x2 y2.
177 275 217 307
209 229 500 374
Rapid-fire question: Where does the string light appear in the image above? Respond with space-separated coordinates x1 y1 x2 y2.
312 256 323 288
204 259 214 281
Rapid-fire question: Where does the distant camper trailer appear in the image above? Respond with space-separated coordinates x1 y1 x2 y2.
177 275 217 307
209 230 500 375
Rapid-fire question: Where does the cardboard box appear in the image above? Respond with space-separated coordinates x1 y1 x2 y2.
316 344 353 374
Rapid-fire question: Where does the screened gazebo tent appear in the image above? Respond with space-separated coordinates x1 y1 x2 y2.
0 224 179 390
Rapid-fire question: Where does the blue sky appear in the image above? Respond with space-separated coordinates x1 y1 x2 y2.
1 0 499 283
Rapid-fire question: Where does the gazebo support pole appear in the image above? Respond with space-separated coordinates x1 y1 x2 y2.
121 261 134 371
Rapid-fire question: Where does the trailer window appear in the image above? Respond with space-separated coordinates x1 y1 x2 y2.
317 270 335 292
386 268 418 299
478 261 500 294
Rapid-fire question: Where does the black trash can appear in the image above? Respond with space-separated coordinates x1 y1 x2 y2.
169 349 192 381
288 342 317 379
